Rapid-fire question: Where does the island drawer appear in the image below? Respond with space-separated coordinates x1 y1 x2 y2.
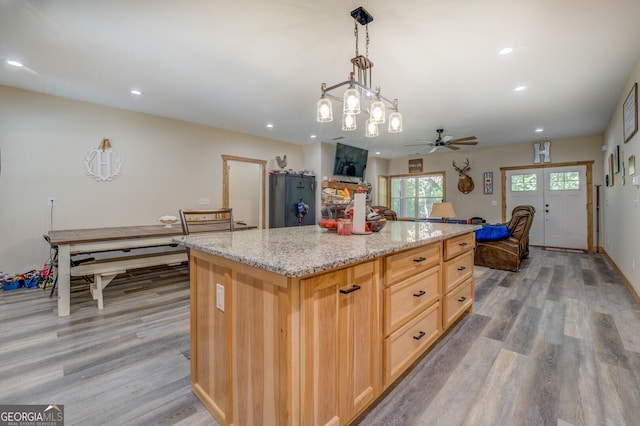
385 243 441 286
443 277 473 329
443 250 474 294
444 232 475 260
384 266 440 336
384 302 441 386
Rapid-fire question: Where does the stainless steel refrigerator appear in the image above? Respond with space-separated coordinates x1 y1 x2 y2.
269 174 316 228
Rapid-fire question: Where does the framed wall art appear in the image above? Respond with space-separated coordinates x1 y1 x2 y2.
408 158 423 173
483 172 493 194
609 153 615 186
623 82 638 143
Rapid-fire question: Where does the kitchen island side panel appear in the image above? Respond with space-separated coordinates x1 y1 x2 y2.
190 251 297 425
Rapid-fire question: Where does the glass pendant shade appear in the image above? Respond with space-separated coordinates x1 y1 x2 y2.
343 87 361 115
316 98 333 122
369 100 386 124
388 111 403 133
342 113 357 131
365 119 379 137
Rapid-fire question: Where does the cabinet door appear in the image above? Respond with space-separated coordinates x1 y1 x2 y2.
302 268 342 426
301 261 381 425
339 261 382 421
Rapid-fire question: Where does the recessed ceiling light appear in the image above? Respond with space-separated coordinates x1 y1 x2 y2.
130 89 142 95
514 85 526 92
6 60 23 67
535 128 544 132
310 134 317 139
266 123 274 128
499 47 513 55
375 151 381 155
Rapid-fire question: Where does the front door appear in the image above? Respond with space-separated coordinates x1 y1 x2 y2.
506 165 587 250
543 166 587 249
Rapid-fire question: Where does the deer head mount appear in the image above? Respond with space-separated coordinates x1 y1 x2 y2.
453 158 474 194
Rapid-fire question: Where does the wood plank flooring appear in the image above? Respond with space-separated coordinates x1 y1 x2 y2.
1 247 639 425
356 248 640 426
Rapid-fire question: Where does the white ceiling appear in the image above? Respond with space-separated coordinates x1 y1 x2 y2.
1 0 640 159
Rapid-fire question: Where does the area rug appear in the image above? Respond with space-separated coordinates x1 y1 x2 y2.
543 247 588 254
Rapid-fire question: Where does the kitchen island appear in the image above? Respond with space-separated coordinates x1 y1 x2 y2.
176 221 480 425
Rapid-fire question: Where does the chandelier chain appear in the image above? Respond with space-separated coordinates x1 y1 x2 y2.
354 21 359 57
365 24 369 59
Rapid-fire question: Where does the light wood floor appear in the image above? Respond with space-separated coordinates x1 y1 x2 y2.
2 247 639 425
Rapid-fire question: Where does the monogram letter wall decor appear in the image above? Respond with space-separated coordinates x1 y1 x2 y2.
83 138 123 181
533 141 551 163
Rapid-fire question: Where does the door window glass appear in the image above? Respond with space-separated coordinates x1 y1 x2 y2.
510 174 537 191
549 171 580 190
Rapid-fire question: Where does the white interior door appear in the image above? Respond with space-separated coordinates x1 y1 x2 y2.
506 166 587 249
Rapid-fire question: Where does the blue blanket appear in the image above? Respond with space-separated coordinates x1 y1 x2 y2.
475 225 510 242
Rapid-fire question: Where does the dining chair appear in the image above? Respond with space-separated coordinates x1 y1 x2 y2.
179 208 234 235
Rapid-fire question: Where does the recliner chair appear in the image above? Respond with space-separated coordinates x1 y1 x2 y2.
474 205 535 272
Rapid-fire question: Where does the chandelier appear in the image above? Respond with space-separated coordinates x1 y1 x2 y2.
316 7 403 138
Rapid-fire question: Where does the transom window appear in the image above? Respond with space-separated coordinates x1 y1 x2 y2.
549 171 580 190
390 173 444 219
510 173 537 192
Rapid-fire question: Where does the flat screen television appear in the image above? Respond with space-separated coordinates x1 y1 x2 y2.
333 143 368 179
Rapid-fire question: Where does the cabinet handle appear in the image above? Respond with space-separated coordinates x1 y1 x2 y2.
413 290 426 297
340 285 361 295
458 296 467 302
459 242 469 246
457 266 466 271
413 257 426 263
413 331 426 340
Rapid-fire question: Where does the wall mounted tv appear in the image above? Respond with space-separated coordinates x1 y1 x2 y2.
333 143 368 179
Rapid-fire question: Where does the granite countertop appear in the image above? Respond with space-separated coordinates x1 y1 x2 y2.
174 222 481 278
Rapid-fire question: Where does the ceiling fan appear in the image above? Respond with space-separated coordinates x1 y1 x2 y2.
407 128 478 153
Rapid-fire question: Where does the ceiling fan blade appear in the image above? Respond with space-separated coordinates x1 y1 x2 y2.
442 135 453 142
428 146 439 153
450 141 479 145
449 136 477 143
446 145 461 150
405 143 433 147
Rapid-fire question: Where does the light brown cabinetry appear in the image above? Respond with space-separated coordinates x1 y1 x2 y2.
187 230 476 425
444 278 473 328
442 232 475 329
384 243 440 285
190 252 292 425
301 260 382 425
383 242 442 386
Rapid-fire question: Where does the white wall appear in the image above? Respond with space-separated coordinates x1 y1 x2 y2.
603 57 640 295
0 86 305 273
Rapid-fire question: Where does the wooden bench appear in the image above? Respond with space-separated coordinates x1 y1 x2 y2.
70 250 187 309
